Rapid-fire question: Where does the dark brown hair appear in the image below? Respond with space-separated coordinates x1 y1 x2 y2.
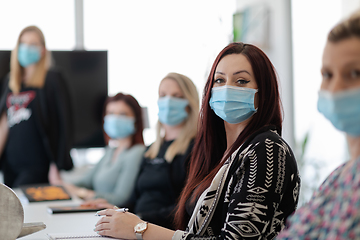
175 42 283 230
103 93 144 146
328 10 360 42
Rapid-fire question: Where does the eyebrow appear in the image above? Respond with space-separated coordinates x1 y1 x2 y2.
215 70 251 76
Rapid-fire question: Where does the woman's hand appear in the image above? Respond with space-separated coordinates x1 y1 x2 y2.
95 209 141 239
48 163 63 185
82 189 95 200
0 112 9 158
63 183 95 200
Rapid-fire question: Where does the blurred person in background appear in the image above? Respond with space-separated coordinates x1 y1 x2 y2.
277 9 360 239
0 26 72 188
63 93 146 206
84 72 199 230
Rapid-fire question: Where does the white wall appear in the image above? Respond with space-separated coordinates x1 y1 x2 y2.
343 0 360 15
235 0 295 149
83 0 236 146
0 1 75 50
292 0 344 203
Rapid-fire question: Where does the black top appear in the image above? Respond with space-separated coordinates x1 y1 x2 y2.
0 69 73 187
125 139 194 230
4 87 49 174
177 126 300 240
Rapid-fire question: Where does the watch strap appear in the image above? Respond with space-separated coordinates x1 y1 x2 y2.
134 221 148 240
135 232 143 240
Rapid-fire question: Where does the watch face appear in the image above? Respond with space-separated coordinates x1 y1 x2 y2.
135 222 147 232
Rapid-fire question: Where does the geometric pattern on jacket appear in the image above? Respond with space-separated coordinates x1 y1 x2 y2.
172 126 301 240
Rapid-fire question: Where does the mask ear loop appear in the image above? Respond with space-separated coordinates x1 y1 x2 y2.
254 90 259 111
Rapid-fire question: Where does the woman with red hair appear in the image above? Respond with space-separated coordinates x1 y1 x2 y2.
94 43 300 240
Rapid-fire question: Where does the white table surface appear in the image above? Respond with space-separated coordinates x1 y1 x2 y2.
14 189 102 240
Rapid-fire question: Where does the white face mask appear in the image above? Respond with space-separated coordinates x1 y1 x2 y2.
103 115 136 139
317 87 360 136
209 85 258 124
17 43 41 67
157 96 189 126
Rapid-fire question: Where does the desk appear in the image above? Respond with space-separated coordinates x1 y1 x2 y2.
14 189 101 240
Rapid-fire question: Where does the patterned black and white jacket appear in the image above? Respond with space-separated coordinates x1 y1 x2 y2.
173 126 300 240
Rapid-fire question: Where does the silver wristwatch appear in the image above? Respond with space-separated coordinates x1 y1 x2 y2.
134 221 148 240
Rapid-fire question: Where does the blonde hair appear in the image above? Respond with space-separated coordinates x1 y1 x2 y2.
328 9 360 42
144 72 199 163
9 26 50 94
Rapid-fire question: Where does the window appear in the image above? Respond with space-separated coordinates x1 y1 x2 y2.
83 0 236 145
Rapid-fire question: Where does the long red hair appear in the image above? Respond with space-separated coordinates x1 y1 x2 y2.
102 93 144 146
175 42 283 230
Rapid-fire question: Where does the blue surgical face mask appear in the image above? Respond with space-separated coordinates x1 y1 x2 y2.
209 85 258 124
103 114 136 139
158 96 189 126
17 43 41 67
317 87 360 136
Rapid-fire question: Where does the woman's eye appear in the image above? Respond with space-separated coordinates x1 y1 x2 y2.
237 79 250 85
350 70 360 78
322 71 331 80
214 78 224 84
